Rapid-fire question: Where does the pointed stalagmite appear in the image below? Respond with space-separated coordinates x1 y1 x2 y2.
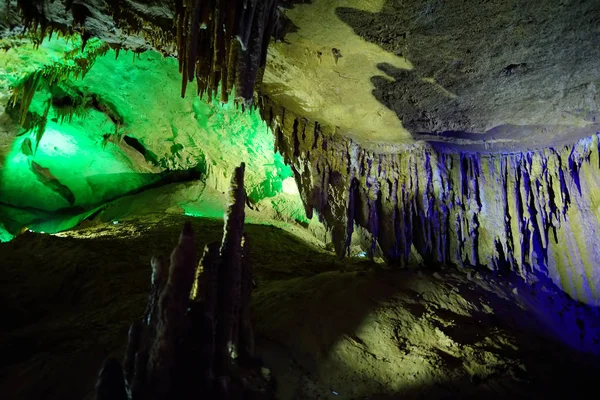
95 163 269 399
217 162 246 371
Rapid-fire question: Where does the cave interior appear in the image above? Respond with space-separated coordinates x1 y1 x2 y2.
1 0 600 399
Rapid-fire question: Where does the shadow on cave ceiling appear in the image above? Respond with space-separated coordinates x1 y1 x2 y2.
335 0 600 148
274 0 309 42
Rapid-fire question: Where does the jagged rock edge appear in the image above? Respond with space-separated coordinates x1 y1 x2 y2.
260 96 600 306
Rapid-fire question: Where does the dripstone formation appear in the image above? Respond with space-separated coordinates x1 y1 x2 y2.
9 0 280 105
95 163 271 400
7 0 599 306
176 0 279 103
263 100 600 306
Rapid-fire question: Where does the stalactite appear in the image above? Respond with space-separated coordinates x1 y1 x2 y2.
261 97 600 306
7 39 110 132
31 98 52 153
175 0 279 104
14 0 176 57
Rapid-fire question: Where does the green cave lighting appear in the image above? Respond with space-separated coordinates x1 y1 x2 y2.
0 223 14 242
0 35 300 239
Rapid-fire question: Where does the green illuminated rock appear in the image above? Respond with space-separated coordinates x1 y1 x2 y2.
0 222 14 242
0 36 301 237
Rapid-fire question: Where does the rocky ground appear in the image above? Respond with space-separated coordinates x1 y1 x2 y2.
1 214 599 400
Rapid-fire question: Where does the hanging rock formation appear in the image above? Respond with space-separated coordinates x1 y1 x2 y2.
263 99 600 306
176 0 279 103
7 37 110 135
5 0 600 307
95 162 272 400
9 0 280 104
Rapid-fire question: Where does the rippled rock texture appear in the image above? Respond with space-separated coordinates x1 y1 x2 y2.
265 100 600 305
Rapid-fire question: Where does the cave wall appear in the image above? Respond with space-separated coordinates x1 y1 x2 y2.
258 0 600 305
0 37 158 237
2 0 599 306
0 37 303 239
264 100 600 306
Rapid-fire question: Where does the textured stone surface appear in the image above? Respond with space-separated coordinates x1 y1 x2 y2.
0 43 303 236
96 165 272 400
258 0 600 303
3 215 599 400
337 0 600 137
267 0 600 146
263 99 600 305
3 0 600 303
264 0 412 144
8 1 599 144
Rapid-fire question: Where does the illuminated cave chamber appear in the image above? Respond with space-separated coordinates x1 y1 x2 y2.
0 36 307 240
254 0 600 309
1 0 600 399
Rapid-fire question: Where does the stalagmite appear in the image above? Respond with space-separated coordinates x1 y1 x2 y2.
216 162 246 370
94 163 270 399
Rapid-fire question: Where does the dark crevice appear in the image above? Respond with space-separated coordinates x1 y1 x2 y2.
0 165 206 236
122 135 161 166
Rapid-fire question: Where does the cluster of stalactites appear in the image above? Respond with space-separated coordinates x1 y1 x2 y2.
9 39 110 121
12 0 279 108
95 163 266 400
12 0 63 45
13 0 175 52
262 98 600 305
176 0 279 105
6 38 110 155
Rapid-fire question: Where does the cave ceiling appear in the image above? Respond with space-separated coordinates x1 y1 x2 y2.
4 0 599 149
266 0 600 150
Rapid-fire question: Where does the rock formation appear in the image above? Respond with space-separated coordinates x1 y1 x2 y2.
8 0 280 105
263 99 600 306
4 1 600 306
176 0 279 103
94 162 272 400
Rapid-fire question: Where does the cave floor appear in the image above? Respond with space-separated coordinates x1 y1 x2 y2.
1 214 599 400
